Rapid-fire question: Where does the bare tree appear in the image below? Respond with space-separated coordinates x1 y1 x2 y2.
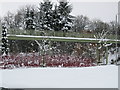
109 21 118 35
72 15 90 32
15 5 37 30
89 19 110 33
93 27 112 65
3 11 15 29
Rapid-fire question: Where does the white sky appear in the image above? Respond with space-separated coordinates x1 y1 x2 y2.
0 0 119 22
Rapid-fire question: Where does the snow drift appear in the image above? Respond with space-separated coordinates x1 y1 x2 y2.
0 65 118 88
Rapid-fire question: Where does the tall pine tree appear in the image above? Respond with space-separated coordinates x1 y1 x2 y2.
1 24 8 55
55 0 73 31
38 0 53 30
25 7 35 30
51 4 60 31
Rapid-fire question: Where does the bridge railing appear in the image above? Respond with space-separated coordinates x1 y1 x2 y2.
0 26 120 69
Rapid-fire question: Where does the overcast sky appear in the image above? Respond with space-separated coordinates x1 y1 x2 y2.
0 0 118 22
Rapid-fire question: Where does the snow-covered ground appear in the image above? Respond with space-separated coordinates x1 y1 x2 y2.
0 70 2 87
0 65 118 88
108 52 117 63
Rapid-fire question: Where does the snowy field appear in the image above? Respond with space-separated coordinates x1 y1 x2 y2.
0 65 118 88
0 70 2 87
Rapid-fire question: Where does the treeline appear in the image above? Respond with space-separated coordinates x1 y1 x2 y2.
0 0 120 56
1 0 119 35
2 0 72 32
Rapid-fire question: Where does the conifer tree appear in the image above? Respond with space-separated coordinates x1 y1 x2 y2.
38 0 53 30
1 24 8 55
25 8 35 30
56 0 73 31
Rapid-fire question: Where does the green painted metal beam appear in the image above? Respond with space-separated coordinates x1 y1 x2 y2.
7 34 120 44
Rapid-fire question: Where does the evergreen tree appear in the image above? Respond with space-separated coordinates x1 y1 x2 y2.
38 0 53 30
1 24 8 55
51 4 60 31
25 7 35 30
55 0 72 31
